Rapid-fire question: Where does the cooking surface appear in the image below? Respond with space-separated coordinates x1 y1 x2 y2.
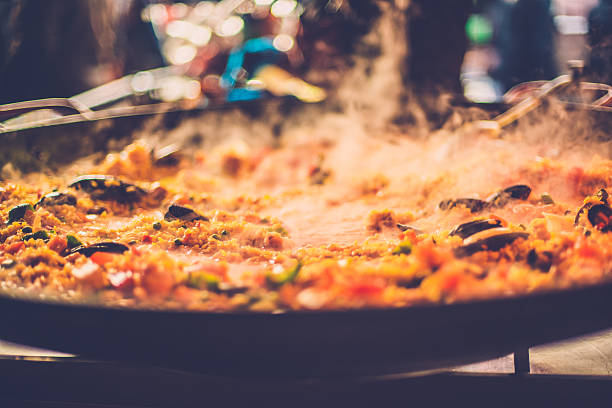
2 332 612 407
2 329 612 375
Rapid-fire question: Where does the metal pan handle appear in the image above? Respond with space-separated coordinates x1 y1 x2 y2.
0 98 94 121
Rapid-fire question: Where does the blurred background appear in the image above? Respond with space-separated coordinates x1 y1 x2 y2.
0 0 611 113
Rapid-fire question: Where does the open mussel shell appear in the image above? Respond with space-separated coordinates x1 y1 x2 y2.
397 223 424 234
439 198 488 213
69 175 147 203
449 218 503 239
487 184 531 208
527 249 554 272
36 191 77 207
596 188 609 204
455 228 529 257
66 242 129 257
213 283 249 296
164 204 208 222
152 144 184 167
440 185 532 214
574 189 610 226
587 204 612 232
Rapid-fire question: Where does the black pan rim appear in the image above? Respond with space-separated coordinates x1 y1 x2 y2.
2 278 611 318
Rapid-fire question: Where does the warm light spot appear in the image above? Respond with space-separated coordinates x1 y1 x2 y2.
165 42 197 65
157 77 188 101
166 20 212 47
215 16 244 37
273 34 294 52
169 2 189 19
194 1 215 19
185 80 202 100
271 0 297 18
166 20 191 38
131 71 155 94
189 25 212 46
245 79 265 90
143 4 168 25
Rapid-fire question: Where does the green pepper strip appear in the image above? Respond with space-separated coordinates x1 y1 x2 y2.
8 203 34 224
23 230 50 242
392 241 413 256
66 235 84 249
266 261 302 286
186 272 220 290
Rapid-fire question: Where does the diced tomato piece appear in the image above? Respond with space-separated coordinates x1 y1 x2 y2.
441 273 461 291
195 151 206 164
399 230 417 242
47 236 67 254
142 235 153 244
173 286 199 305
348 281 384 297
142 265 174 296
90 251 116 265
6 242 24 254
575 236 599 258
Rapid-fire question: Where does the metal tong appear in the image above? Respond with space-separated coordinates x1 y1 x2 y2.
471 60 612 137
0 67 207 134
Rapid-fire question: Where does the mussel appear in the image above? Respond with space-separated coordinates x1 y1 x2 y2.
449 218 503 239
527 249 553 272
596 188 609 204
69 175 147 203
587 204 612 232
397 276 425 289
66 242 129 257
440 184 532 214
439 198 488 213
164 204 208 222
36 191 77 207
152 144 184 167
487 185 531 208
455 228 529 257
575 189 610 226
213 283 249 296
396 224 424 234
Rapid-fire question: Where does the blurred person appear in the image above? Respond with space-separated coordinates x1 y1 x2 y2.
406 0 473 127
491 0 557 91
588 0 612 84
408 0 472 95
0 0 162 104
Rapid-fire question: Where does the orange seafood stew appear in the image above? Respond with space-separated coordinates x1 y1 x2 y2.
2 132 612 311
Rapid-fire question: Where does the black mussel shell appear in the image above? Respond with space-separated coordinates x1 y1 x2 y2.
69 175 147 203
587 204 612 231
455 232 529 257
487 185 531 207
527 249 554 272
596 189 609 204
397 276 425 289
36 192 77 207
396 224 424 234
164 204 208 222
212 283 249 296
575 189 610 226
439 198 488 213
66 242 129 257
153 144 183 167
87 206 107 215
449 218 503 239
